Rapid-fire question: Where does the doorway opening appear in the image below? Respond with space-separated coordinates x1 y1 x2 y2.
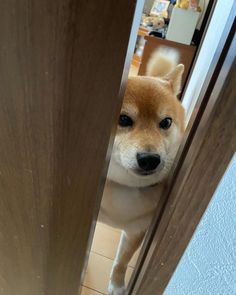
81 0 233 294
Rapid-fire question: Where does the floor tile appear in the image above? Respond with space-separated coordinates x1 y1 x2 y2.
80 286 104 295
92 223 140 268
91 223 121 260
83 252 133 295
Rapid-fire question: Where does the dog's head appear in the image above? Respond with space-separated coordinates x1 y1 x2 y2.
108 64 185 188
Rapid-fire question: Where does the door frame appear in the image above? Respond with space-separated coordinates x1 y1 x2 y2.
128 13 236 295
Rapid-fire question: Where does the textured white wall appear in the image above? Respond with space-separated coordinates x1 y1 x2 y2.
164 154 236 295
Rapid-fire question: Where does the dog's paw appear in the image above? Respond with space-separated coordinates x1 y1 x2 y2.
108 281 125 295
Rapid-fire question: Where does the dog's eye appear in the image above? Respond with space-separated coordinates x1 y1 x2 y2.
159 117 172 130
118 114 133 127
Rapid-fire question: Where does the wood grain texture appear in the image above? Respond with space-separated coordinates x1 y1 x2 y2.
133 36 236 294
0 1 140 294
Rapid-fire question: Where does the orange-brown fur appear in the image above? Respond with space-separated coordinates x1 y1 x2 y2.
120 76 185 138
99 49 185 295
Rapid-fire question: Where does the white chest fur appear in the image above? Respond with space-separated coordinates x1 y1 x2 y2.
98 180 164 233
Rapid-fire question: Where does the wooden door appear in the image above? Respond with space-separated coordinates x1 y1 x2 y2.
0 1 143 294
129 17 236 295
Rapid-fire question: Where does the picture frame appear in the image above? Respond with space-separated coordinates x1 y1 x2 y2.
150 0 170 17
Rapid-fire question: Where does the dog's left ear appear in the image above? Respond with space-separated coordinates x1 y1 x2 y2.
164 64 184 96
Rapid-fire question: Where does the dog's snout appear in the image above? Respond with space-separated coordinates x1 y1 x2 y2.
136 153 161 171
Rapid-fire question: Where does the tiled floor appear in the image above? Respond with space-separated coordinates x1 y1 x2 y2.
81 64 139 295
82 223 140 295
81 286 102 295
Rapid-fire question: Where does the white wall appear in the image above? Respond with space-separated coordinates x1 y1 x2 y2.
164 154 236 295
182 0 234 123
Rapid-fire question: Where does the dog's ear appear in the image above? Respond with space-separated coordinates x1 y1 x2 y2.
164 64 184 96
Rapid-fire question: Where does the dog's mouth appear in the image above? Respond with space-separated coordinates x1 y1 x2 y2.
131 161 165 177
133 169 157 176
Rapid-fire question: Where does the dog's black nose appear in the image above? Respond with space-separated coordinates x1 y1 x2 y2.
136 153 161 171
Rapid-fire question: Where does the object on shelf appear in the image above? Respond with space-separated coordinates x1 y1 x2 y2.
149 25 167 39
142 15 165 30
150 0 170 18
176 0 202 11
166 7 200 45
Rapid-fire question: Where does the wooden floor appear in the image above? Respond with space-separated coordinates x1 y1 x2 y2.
81 64 139 295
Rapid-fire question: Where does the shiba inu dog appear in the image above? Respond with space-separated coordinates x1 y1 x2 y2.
98 49 185 295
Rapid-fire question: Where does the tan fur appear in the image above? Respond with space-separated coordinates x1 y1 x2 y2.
121 76 185 133
99 52 185 295
146 47 179 77
109 231 144 294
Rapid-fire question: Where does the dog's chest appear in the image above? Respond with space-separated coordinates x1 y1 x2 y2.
99 180 163 229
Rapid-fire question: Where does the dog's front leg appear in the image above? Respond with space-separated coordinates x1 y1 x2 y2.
108 230 144 295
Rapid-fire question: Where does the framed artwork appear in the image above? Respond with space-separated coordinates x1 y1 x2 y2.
150 0 170 16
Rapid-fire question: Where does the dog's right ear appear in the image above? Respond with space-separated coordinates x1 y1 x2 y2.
164 64 184 96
